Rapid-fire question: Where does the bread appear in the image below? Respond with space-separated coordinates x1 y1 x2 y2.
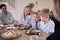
1 30 21 39
29 30 35 33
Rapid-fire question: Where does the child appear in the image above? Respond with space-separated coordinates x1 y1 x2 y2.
40 8 55 35
29 12 40 30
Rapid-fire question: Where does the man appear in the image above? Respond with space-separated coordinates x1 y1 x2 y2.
0 4 14 25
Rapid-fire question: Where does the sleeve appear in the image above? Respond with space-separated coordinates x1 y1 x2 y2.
49 21 55 33
0 12 2 22
20 14 24 24
0 19 2 22
6 12 14 24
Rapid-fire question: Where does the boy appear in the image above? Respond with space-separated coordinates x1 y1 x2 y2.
40 8 55 35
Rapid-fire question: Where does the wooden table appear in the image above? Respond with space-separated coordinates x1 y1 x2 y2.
12 30 48 40
0 26 49 40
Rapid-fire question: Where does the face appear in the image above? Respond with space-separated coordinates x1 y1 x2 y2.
24 8 30 16
40 16 46 21
32 14 39 22
1 6 7 13
40 14 49 22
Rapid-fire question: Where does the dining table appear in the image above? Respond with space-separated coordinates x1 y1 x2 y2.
12 29 48 40
0 24 49 40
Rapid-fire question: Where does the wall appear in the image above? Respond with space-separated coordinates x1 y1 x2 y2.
0 0 54 22
14 0 53 22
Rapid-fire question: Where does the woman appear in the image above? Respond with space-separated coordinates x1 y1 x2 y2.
20 6 31 25
47 0 60 40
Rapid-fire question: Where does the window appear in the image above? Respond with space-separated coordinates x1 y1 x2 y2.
0 0 15 8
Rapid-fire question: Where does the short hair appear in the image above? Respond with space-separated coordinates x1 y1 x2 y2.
0 4 6 9
41 8 50 16
42 8 49 13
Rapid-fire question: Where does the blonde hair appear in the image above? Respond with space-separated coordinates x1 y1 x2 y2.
31 11 38 15
41 8 51 16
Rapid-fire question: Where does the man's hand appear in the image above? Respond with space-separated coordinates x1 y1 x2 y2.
0 22 6 25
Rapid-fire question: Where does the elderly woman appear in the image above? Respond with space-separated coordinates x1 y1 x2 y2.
47 0 60 40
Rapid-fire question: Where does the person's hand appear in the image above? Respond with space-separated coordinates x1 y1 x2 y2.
26 24 31 27
25 24 31 29
0 22 5 25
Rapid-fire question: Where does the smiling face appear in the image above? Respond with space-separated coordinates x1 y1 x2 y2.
40 8 50 22
32 14 37 21
31 12 39 22
40 14 49 22
1 6 7 13
24 7 30 16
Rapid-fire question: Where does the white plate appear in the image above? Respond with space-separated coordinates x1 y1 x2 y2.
0 24 4 27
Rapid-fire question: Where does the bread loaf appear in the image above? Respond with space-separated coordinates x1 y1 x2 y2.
1 30 21 39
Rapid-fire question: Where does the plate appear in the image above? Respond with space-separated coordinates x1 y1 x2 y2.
25 30 40 35
19 25 30 30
